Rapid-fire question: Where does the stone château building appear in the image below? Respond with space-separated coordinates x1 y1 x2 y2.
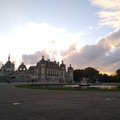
0 55 15 75
1 55 15 73
0 55 74 83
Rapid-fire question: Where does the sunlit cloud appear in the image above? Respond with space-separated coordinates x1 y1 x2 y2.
63 28 120 74
0 23 89 67
11 23 88 52
91 0 120 10
90 0 120 28
22 28 120 74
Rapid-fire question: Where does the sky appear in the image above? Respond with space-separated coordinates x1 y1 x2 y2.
0 0 120 75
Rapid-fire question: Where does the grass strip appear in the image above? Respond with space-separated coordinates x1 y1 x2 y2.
15 84 120 92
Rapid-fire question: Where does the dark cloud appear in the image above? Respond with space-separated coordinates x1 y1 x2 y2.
21 28 120 74
62 43 109 67
107 28 120 47
63 28 120 74
22 51 50 65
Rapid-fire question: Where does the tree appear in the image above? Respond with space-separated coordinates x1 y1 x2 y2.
83 67 99 83
116 69 120 76
115 69 120 82
74 69 84 82
74 67 99 83
98 73 110 83
83 67 99 77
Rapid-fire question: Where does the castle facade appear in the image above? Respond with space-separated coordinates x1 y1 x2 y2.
0 55 74 83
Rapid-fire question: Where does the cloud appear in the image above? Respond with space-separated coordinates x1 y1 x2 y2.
1 21 120 74
0 22 90 67
22 51 50 65
91 0 120 10
63 28 120 74
15 26 120 74
11 23 87 52
1 23 88 53
97 28 120 48
90 0 120 28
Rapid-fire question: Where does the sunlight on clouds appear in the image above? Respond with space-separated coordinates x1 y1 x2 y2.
96 28 120 50
11 23 84 52
91 0 120 28
0 23 88 67
98 10 120 28
91 0 120 10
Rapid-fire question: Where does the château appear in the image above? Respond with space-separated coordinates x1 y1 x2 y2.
0 55 74 83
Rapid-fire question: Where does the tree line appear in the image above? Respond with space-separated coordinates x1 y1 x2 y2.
74 67 120 83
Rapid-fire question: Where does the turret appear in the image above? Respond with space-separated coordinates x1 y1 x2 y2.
60 61 66 83
68 64 74 83
40 56 46 82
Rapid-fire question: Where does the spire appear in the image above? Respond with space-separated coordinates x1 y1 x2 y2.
68 64 73 70
41 56 45 64
8 54 10 61
42 56 44 60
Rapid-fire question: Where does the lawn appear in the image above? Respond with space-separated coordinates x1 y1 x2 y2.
16 84 120 92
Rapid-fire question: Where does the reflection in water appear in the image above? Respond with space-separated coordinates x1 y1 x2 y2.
65 84 119 90
65 85 79 88
90 85 119 89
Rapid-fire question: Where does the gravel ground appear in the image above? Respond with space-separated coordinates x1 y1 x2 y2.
0 83 120 120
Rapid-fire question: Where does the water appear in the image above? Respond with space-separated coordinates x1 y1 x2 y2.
64 84 119 90
90 85 119 89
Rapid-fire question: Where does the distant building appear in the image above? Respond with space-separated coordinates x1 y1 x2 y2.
15 62 30 82
28 56 74 83
0 55 74 83
0 55 15 82
0 55 14 75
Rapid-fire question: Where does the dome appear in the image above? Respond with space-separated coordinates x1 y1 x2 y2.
60 61 66 68
4 60 13 68
19 62 26 68
18 62 27 71
4 55 14 68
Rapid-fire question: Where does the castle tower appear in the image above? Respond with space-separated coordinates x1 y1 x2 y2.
60 61 66 83
68 64 74 83
40 56 46 82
